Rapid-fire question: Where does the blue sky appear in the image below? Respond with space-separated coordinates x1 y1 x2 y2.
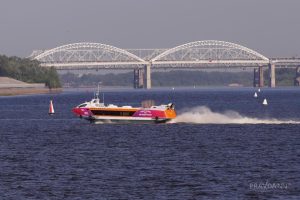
1 0 299 58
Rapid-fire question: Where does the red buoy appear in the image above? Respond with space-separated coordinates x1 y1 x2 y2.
49 100 55 115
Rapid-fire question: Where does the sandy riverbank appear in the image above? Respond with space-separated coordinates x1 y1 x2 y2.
0 88 63 96
0 77 63 96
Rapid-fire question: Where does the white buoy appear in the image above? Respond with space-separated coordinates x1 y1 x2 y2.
254 92 258 98
172 87 175 90
262 98 268 106
258 88 261 92
49 100 55 115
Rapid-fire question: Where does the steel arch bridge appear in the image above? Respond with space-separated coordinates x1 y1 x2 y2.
32 40 270 69
34 42 147 68
151 40 269 66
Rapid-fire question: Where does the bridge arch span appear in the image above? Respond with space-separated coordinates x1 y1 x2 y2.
151 40 269 64
34 42 146 64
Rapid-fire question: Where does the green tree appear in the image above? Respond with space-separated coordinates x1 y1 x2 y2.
0 55 61 88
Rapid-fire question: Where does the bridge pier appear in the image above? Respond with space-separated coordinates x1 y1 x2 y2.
294 66 300 86
143 63 151 89
253 66 264 87
133 68 144 89
268 62 276 87
259 66 264 87
253 68 259 87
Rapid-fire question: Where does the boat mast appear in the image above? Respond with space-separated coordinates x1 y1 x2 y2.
96 82 100 100
103 93 105 105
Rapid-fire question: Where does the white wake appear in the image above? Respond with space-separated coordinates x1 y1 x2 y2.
170 106 300 124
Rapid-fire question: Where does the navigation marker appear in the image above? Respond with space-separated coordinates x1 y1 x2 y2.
49 100 55 115
262 98 268 106
254 92 258 98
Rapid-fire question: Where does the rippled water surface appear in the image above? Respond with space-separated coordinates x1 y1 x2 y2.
0 88 300 199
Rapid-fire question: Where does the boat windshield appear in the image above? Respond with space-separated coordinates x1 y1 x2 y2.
78 103 87 108
92 99 99 103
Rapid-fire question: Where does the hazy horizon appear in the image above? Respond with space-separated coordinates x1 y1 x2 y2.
1 0 300 58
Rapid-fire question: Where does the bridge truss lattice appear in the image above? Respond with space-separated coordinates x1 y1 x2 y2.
34 42 147 68
32 40 270 69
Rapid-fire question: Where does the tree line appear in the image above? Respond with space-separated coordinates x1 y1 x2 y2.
0 55 61 88
263 68 297 86
60 70 252 87
60 69 298 88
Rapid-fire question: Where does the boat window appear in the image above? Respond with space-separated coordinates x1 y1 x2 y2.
91 110 135 116
122 112 130 116
78 103 87 108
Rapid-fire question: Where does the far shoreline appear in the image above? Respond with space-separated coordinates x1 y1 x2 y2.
63 86 300 92
1 86 299 97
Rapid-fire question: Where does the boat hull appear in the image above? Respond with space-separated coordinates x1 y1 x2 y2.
72 107 175 124
90 116 171 124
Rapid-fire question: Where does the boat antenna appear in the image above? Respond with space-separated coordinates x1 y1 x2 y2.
96 82 100 99
103 93 105 104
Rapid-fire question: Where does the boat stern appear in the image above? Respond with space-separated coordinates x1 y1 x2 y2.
132 103 176 122
164 108 177 120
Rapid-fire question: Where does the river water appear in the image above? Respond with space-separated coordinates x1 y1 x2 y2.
0 88 299 199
